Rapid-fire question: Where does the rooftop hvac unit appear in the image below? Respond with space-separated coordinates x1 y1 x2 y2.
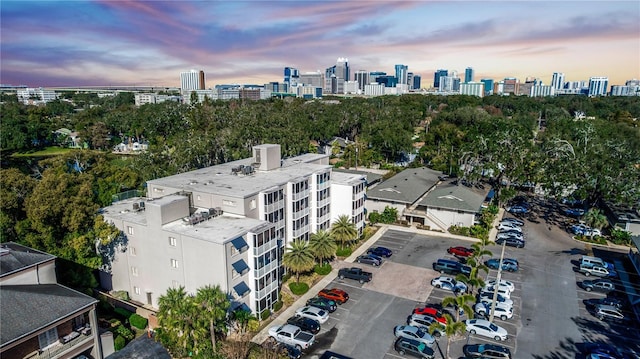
139 201 145 208
132 203 140 211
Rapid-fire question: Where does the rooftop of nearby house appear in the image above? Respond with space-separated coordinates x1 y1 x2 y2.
366 167 443 204
418 181 490 213
0 242 56 278
0 284 97 348
106 334 171 359
333 168 383 186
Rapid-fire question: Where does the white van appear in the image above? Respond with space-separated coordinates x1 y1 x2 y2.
580 256 613 270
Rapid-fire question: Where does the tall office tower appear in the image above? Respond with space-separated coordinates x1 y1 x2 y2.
503 77 518 94
588 77 609 97
324 58 349 94
354 70 370 91
412 74 421 90
376 75 398 88
336 57 350 83
551 72 565 90
434 69 448 88
407 72 414 89
480 79 494 95
180 69 203 92
284 67 299 86
464 67 474 83
369 71 387 85
395 64 409 85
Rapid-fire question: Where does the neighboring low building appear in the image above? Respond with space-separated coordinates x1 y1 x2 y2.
0 242 105 359
602 202 640 236
16 88 58 105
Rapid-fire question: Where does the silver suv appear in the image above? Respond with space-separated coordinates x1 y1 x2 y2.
593 304 626 323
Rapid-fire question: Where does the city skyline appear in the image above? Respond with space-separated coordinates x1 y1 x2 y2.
1 1 639 88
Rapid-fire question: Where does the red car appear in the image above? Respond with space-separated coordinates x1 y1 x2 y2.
318 288 349 304
412 306 447 324
447 246 474 257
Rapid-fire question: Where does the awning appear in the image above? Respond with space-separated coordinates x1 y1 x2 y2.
233 282 250 297
486 189 496 199
231 237 248 251
232 260 249 275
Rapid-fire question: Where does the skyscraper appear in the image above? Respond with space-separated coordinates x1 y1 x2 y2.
412 74 421 90
180 69 204 92
407 72 414 89
588 77 609 97
325 58 349 94
551 72 565 90
284 67 299 86
434 69 448 89
354 70 369 91
369 71 386 85
395 64 409 85
480 79 494 96
464 67 474 83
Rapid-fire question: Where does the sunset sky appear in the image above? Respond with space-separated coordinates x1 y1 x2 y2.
1 1 639 88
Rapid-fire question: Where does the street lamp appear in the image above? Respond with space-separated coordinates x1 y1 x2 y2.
488 240 507 323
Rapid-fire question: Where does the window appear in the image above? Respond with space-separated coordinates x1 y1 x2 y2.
153 187 164 193
172 280 180 288
127 226 134 235
131 266 138 276
223 200 236 207
129 246 136 256
250 199 256 209
197 195 201 200
171 259 179 268
134 286 141 295
169 237 177 246
38 327 58 349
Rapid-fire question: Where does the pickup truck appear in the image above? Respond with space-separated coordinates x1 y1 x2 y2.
338 267 372 283
578 264 617 278
268 324 315 350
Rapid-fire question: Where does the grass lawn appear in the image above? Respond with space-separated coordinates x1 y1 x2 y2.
11 147 73 157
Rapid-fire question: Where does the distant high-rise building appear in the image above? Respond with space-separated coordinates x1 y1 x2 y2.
325 58 349 94
284 67 299 86
180 69 204 92
395 64 409 85
530 84 555 97
354 70 369 91
588 77 609 97
480 79 494 95
460 82 484 97
551 72 565 90
407 72 414 89
464 67 474 83
369 71 387 85
413 74 421 90
376 75 398 88
503 78 519 95
434 69 448 89
299 71 324 88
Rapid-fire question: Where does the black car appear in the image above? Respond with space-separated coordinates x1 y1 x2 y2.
581 279 615 293
356 253 383 266
583 297 625 310
394 337 435 358
495 237 525 248
319 351 354 359
367 246 393 257
286 315 321 334
306 296 337 313
276 343 302 359
463 343 512 359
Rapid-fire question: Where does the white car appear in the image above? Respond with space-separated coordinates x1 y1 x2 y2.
499 220 523 228
295 306 329 324
407 314 445 338
474 302 513 320
497 223 523 233
465 318 508 341
485 279 515 293
394 325 436 347
431 276 467 293
478 292 514 307
501 218 524 226
496 232 524 241
480 285 512 299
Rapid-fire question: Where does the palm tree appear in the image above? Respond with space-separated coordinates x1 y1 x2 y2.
195 285 230 352
308 230 337 265
428 313 467 359
331 215 357 249
470 242 493 263
231 309 256 335
282 239 315 283
455 272 485 295
442 293 475 323
584 208 608 236
157 286 195 357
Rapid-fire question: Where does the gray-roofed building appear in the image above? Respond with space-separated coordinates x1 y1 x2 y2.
405 182 490 230
0 244 104 359
105 334 170 359
333 168 384 188
365 167 442 215
602 202 640 236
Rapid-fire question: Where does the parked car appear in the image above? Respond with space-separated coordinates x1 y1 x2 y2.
393 337 435 358
498 223 523 232
562 207 586 217
295 306 329 324
495 237 525 248
306 296 337 313
431 276 467 293
274 342 303 359
592 304 628 323
412 306 447 324
338 267 372 283
581 279 615 293
480 285 512 299
356 253 383 266
318 288 349 304
507 205 529 214
478 292 514 307
571 224 601 236
496 232 524 242
501 217 524 226
465 318 508 341
463 343 512 359
432 259 471 276
498 220 523 228
497 229 524 237
580 256 615 271
268 324 315 350
583 343 633 359
578 264 617 278
447 246 474 257
319 351 354 359
485 279 516 292
286 316 321 334
485 258 519 272
474 302 513 320
407 314 445 338
583 297 625 310
394 325 436 347
367 246 393 257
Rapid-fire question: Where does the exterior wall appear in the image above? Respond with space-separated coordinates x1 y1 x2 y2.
626 222 640 236
311 170 332 233
366 200 405 218
0 260 56 285
331 177 366 234
425 208 475 229
286 177 311 242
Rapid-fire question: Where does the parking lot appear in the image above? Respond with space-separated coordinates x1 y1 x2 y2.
294 204 640 358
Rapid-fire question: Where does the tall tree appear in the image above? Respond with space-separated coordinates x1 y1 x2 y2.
282 239 315 283
157 287 196 358
428 313 467 359
442 293 475 323
584 208 608 236
331 215 357 249
195 285 230 352
308 230 337 265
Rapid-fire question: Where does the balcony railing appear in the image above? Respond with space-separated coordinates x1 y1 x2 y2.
253 238 278 256
255 259 279 279
255 279 279 300
36 332 93 359
290 189 309 201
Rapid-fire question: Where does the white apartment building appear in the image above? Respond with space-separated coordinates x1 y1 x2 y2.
180 69 204 92
530 84 555 97
344 81 359 94
364 83 385 96
16 87 58 105
588 77 609 97
331 172 367 234
100 144 366 315
459 82 484 97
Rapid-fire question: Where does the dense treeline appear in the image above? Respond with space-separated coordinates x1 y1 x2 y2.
1 93 639 289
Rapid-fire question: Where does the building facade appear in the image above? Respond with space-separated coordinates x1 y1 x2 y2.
16 87 58 105
412 74 421 90
551 72 565 90
588 77 609 96
354 70 370 91
480 79 494 96
395 64 409 85
464 67 474 83
459 82 484 97
180 70 204 93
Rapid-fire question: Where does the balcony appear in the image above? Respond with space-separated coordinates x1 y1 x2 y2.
255 279 279 300
35 331 93 359
255 259 279 279
291 207 309 220
290 189 309 202
253 238 278 256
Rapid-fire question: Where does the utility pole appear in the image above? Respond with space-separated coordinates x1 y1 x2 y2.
489 240 507 323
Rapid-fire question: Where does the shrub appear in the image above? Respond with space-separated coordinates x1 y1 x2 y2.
247 318 260 332
129 314 148 330
336 247 352 257
273 300 283 312
108 319 122 328
314 263 332 275
448 225 470 236
114 324 135 341
260 309 271 321
114 307 133 319
610 228 632 246
289 282 309 295
114 335 126 351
